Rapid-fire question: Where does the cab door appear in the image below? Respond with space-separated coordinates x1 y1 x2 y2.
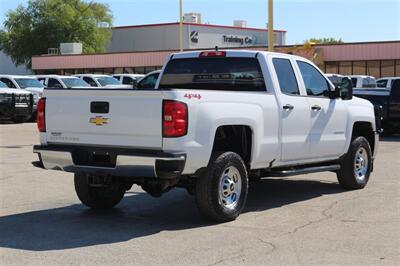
295 60 348 159
272 57 312 162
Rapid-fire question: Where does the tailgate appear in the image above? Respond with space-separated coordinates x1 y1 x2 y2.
44 89 163 149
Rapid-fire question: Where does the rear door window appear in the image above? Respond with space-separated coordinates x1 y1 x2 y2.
159 57 266 91
272 58 299 95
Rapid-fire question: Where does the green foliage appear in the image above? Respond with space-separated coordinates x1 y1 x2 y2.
305 37 344 44
0 0 113 68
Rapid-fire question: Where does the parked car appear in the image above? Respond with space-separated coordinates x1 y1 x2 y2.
377 77 400 89
354 79 400 135
0 80 33 123
136 70 161 89
74 74 131 88
113 74 145 87
33 50 378 222
36 75 91 88
0 75 44 120
348 75 378 89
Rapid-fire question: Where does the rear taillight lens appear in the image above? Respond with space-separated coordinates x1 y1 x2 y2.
37 97 46 132
163 100 188 137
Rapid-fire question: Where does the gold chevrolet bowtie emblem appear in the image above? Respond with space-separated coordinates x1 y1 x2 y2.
89 116 109 126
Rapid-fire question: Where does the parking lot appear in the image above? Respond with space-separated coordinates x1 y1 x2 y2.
0 122 399 265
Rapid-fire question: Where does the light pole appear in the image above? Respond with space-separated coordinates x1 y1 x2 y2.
179 0 183 52
268 0 274 52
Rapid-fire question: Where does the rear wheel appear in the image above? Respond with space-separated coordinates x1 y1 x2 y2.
195 152 248 222
337 136 372 189
74 173 126 209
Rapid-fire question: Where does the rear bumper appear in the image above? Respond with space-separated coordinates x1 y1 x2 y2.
33 145 186 178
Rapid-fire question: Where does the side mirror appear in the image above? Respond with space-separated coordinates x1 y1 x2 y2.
325 83 340 99
339 77 353 100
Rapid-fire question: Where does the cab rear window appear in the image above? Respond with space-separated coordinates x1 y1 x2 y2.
159 57 266 91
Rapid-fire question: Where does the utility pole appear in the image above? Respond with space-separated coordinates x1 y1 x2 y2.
268 0 274 52
179 0 183 52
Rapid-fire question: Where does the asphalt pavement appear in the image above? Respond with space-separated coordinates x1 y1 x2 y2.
0 123 399 265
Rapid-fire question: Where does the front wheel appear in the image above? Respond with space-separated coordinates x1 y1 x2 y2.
337 136 372 189
195 152 248 222
74 173 126 209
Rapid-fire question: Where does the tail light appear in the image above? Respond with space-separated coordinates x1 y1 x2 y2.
199 51 226 57
163 100 188 137
37 97 46 132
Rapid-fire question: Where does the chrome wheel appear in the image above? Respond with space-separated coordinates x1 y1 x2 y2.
218 166 242 210
354 147 369 181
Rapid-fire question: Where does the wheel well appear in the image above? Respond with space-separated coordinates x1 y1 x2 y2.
211 125 252 166
352 122 375 154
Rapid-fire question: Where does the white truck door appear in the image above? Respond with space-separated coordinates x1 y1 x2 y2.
272 57 312 161
296 60 348 159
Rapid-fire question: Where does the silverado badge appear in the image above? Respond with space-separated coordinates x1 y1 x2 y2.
89 116 109 126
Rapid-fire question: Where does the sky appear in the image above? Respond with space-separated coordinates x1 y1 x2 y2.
0 0 399 44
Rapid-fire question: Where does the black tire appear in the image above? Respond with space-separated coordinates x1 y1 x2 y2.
195 152 248 222
74 173 126 209
337 136 372 189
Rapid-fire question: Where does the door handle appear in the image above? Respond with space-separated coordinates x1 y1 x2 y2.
283 104 294 110
311 105 322 111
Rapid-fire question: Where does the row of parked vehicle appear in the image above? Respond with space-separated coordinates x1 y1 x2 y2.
0 71 161 123
326 74 400 135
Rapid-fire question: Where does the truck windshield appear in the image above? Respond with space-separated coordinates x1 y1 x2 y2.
61 78 90 88
15 78 44 89
159 57 266 91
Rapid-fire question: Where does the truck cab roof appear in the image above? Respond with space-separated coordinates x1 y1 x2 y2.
170 50 307 61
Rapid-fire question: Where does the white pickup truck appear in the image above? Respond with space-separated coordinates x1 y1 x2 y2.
33 50 379 222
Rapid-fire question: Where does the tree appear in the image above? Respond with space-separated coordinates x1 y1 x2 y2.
0 0 113 68
305 37 344 45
